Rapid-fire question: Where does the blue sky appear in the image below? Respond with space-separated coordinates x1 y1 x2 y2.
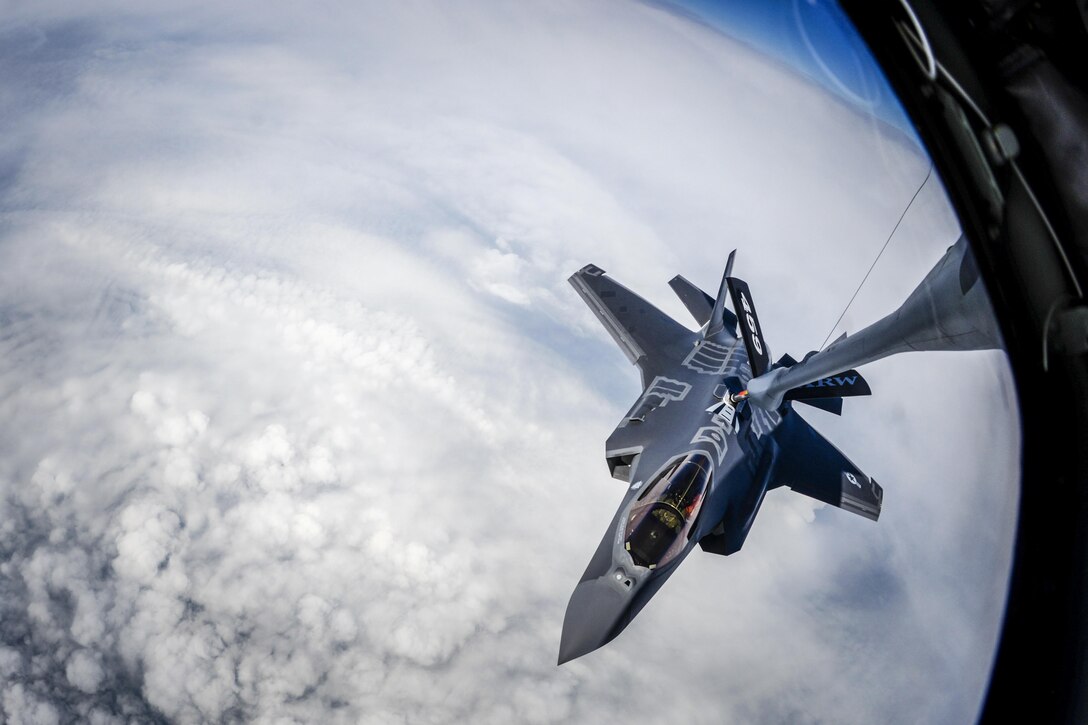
658 0 918 136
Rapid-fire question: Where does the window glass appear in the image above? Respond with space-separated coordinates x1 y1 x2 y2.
626 453 713 568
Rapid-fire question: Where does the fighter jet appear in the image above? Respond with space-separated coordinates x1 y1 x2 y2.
559 237 1000 664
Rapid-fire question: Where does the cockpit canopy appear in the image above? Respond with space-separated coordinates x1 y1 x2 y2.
624 452 713 569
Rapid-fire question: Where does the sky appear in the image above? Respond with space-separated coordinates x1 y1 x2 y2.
662 0 917 133
0 1 1020 723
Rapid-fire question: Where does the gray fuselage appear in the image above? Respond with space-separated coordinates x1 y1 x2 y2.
558 330 785 663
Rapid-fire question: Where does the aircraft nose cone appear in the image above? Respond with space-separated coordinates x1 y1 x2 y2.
558 577 631 665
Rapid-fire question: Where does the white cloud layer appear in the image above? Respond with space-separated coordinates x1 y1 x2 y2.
0 2 1018 723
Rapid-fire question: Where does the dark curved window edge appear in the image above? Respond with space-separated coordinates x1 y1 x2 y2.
838 2 1088 723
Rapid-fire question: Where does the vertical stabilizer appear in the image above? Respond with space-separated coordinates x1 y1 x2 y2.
726 275 771 377
704 251 736 339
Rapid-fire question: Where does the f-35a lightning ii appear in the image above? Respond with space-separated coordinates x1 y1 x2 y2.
559 237 1000 664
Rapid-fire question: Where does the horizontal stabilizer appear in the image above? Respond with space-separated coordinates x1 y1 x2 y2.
783 370 871 401
770 411 883 520
796 397 843 415
776 353 799 367
669 275 737 331
777 355 845 413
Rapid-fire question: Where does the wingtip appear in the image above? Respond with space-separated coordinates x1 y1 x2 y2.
569 263 605 285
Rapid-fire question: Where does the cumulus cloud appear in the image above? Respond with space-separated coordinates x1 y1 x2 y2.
0 1 1017 723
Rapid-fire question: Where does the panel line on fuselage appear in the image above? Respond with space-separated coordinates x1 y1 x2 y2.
682 338 744 375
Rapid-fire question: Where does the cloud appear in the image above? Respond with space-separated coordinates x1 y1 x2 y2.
0 1 1017 723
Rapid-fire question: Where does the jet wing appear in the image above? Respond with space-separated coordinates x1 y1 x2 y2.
570 265 697 387
769 410 883 520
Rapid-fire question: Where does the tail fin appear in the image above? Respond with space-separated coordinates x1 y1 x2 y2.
703 251 770 377
704 251 736 339
725 278 771 377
